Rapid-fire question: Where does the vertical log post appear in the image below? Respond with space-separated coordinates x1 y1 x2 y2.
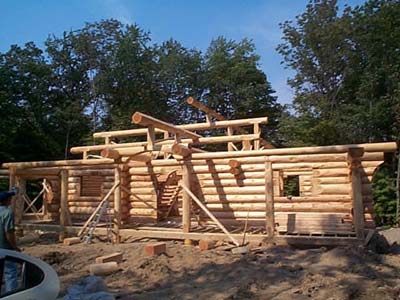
348 147 365 240
163 131 169 159
113 166 121 243
15 176 25 237
147 124 156 151
59 169 68 241
227 126 234 152
9 167 16 212
182 158 191 233
253 123 260 150
265 158 275 238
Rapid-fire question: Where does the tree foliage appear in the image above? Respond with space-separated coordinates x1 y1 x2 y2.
0 19 280 162
277 0 400 146
278 0 400 224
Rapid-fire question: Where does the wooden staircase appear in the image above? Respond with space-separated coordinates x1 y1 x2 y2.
157 171 182 220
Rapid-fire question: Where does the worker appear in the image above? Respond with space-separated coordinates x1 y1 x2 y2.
0 188 21 293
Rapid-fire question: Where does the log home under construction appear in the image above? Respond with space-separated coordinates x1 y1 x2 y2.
1 97 397 246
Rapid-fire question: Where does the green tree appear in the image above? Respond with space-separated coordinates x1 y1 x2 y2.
203 37 282 143
0 42 62 161
156 39 204 124
277 0 400 145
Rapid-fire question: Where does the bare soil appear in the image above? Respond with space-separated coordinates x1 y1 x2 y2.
21 232 400 300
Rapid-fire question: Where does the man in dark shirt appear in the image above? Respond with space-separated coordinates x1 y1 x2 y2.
0 189 21 293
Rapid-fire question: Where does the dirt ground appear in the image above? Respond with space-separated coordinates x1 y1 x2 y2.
20 232 400 300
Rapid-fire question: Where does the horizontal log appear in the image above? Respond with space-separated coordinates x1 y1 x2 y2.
69 169 114 176
201 186 267 195
313 184 351 195
129 187 155 194
129 182 156 188
129 194 155 202
203 202 351 211
69 207 128 214
130 175 154 181
200 178 266 187
132 112 201 140
129 208 157 216
361 152 384 161
71 143 147 154
94 116 269 139
314 177 350 184
189 142 396 160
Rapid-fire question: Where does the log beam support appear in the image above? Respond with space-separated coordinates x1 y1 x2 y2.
113 166 121 243
59 169 68 241
132 112 201 140
182 158 192 233
265 159 275 238
348 147 365 240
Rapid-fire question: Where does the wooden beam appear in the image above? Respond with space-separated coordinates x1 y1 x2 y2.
71 143 147 155
265 159 275 238
72 134 260 155
59 170 68 241
100 148 121 160
348 147 365 240
147 125 156 150
93 117 269 139
132 112 201 140
186 97 273 149
15 177 25 228
3 158 114 169
227 126 234 151
172 144 192 158
180 184 240 246
254 123 260 150
189 142 397 160
186 97 224 121
182 159 191 233
20 223 362 246
113 167 121 243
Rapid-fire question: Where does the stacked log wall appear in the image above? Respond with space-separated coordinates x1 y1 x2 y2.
128 151 384 234
66 166 130 222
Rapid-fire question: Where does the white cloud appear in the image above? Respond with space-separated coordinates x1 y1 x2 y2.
101 0 134 25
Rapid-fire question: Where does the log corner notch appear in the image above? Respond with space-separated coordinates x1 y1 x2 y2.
348 147 365 241
132 111 202 141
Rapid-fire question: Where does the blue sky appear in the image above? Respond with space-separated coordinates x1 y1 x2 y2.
0 0 367 104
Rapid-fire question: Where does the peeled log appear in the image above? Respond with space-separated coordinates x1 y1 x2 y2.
132 112 201 140
90 262 119 276
171 144 192 158
228 160 241 168
229 167 242 176
101 148 121 160
200 178 265 187
188 142 397 160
